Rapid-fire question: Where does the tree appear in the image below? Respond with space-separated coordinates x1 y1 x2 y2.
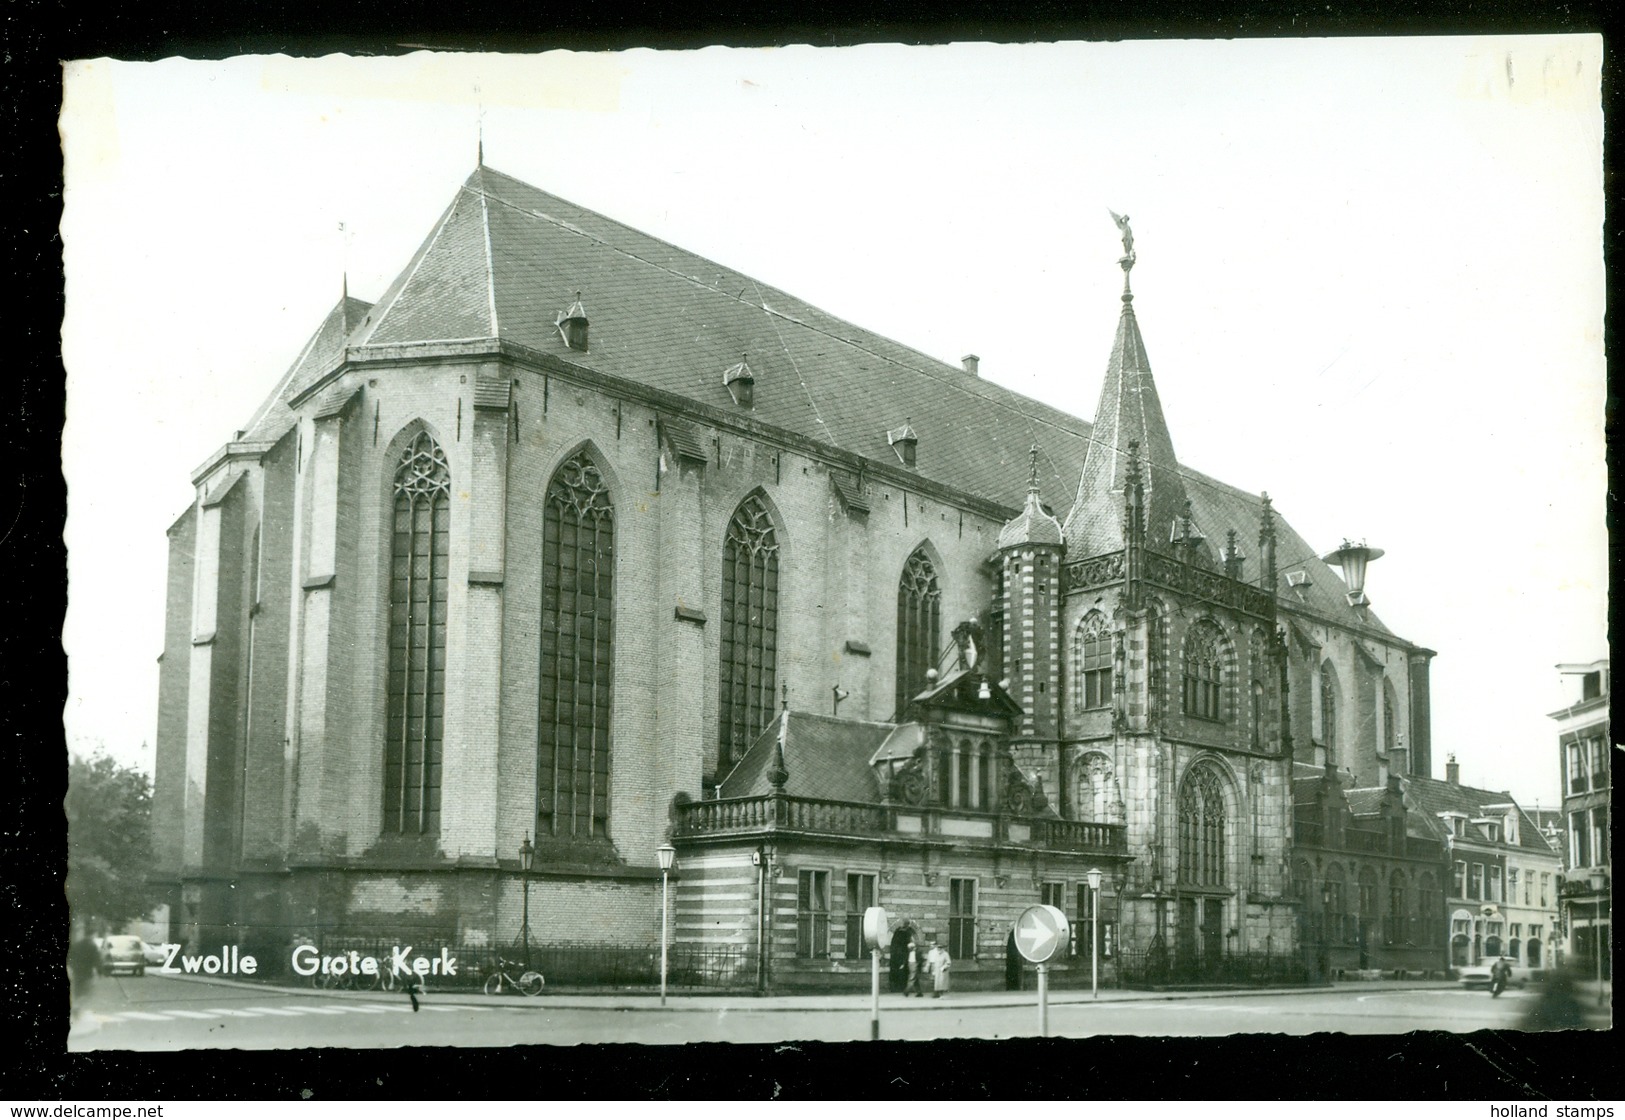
65 752 153 930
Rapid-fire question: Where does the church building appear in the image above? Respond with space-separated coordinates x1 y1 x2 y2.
150 163 1439 988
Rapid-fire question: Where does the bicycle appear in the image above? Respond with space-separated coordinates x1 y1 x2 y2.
483 957 545 996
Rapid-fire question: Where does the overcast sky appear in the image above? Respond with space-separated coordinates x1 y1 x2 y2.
60 37 1604 809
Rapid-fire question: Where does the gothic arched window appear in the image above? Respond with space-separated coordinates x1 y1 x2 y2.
1182 620 1227 721
719 494 780 768
384 431 450 835
1177 763 1227 887
1383 681 1397 758
537 452 615 840
895 549 941 718
1074 612 1112 710
1320 664 1339 760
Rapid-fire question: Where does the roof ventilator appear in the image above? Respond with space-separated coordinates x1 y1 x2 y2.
723 353 755 407
887 419 918 467
556 291 589 352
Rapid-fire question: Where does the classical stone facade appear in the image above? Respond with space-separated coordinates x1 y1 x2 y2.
151 165 1438 988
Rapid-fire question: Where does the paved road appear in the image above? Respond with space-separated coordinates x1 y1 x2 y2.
67 974 1611 1051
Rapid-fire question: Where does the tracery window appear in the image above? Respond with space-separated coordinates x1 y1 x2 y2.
1320 665 1339 760
1383 682 1397 758
1325 863 1348 942
1074 612 1113 710
537 452 615 840
719 494 780 768
1182 621 1226 721
384 431 451 835
1177 763 1227 887
895 549 941 718
1387 871 1407 945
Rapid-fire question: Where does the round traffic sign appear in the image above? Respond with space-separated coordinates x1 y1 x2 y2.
1014 904 1070 964
863 906 890 950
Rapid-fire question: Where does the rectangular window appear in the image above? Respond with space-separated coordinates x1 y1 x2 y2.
1592 807 1609 870
1083 667 1112 709
1041 882 1065 911
949 878 977 961
1593 737 1610 790
1508 869 1518 902
1571 811 1591 869
1469 864 1484 901
797 870 830 959
1524 871 1532 906
1489 866 1503 903
1540 873 1549 908
1453 860 1467 898
1569 741 1588 794
1510 923 1522 940
843 873 877 960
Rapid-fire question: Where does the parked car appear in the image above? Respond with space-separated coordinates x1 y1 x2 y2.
141 941 169 966
1458 961 1527 990
98 934 147 977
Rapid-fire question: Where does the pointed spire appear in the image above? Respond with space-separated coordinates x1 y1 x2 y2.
767 684 789 791
1063 216 1195 560
1258 491 1278 594
340 272 351 333
998 442 1062 549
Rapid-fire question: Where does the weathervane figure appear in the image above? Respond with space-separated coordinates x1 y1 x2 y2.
1109 209 1135 261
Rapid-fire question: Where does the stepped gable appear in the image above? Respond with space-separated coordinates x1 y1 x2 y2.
719 711 896 802
241 166 1393 633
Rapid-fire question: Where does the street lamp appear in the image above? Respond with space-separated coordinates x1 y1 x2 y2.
519 833 535 970
1320 883 1332 981
1588 870 1607 1008
657 843 677 1007
1087 868 1103 1000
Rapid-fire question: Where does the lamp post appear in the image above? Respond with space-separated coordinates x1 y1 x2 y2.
519 833 535 970
1087 868 1103 1000
1320 883 1332 981
1589 870 1607 1008
657 843 677 1007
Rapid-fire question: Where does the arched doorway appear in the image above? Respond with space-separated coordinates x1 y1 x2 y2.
1527 938 1542 968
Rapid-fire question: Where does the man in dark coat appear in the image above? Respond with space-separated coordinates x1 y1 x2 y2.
68 934 101 1024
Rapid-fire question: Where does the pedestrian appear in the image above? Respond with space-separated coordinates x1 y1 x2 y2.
68 932 101 1026
1489 957 1510 998
927 939 952 998
905 937 922 996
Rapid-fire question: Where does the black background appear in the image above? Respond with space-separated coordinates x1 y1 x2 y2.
6 0 1619 1102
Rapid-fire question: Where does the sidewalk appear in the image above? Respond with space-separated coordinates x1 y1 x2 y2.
162 972 1458 1013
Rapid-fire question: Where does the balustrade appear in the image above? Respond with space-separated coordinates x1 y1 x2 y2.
676 794 1126 853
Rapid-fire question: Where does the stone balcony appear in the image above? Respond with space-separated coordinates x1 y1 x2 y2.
675 792 1127 856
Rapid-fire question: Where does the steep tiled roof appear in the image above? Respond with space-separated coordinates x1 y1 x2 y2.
1402 776 1556 854
719 711 896 802
244 166 1399 635
244 295 373 442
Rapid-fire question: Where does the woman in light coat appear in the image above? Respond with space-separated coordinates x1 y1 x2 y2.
928 941 952 998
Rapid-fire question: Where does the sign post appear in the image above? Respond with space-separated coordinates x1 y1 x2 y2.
863 906 889 1041
1014 904 1070 1037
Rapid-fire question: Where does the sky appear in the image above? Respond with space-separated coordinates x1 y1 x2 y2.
59 37 1605 810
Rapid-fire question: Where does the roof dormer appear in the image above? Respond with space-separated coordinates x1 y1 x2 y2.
887 420 918 468
556 291 589 352
723 353 755 407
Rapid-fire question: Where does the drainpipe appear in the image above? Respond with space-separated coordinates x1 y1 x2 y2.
755 846 767 994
